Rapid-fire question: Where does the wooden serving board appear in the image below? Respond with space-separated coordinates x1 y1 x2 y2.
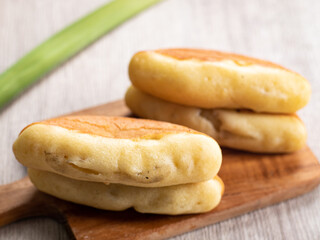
1 100 320 240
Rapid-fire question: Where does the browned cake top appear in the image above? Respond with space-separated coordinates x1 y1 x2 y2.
21 116 197 139
155 48 289 71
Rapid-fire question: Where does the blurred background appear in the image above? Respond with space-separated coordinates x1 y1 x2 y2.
0 0 319 239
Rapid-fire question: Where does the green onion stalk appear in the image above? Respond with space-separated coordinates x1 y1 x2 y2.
0 0 162 109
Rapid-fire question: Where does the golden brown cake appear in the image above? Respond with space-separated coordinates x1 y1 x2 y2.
13 116 222 187
129 49 310 113
126 86 307 153
28 169 224 215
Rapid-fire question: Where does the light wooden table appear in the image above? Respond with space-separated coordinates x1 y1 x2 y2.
0 0 319 239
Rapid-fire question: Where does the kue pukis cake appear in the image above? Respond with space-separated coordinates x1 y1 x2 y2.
28 169 224 215
126 86 307 153
129 49 311 113
13 116 223 214
126 48 310 153
13 116 222 187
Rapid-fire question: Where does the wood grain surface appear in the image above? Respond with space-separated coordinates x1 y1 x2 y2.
0 100 319 240
1 0 320 239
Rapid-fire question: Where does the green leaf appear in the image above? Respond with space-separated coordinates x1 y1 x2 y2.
0 0 162 109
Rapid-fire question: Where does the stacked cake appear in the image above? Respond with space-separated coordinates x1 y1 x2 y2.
13 116 223 215
126 49 311 153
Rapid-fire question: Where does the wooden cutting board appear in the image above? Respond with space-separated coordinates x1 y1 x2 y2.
1 100 320 240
